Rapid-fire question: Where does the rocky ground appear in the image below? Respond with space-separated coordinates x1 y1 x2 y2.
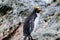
10 23 23 40
0 0 60 40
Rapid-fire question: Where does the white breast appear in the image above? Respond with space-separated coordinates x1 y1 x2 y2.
33 13 41 32
31 13 41 39
34 13 40 27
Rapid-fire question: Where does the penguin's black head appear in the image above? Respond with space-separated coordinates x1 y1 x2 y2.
34 7 42 13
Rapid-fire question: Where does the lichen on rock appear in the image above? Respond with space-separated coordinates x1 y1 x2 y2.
0 0 60 40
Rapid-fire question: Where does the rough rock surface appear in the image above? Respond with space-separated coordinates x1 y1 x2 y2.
0 0 60 40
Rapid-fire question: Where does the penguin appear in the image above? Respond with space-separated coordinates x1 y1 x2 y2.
31 8 43 39
23 7 41 40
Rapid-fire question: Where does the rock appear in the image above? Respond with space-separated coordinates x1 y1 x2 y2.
0 0 60 40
